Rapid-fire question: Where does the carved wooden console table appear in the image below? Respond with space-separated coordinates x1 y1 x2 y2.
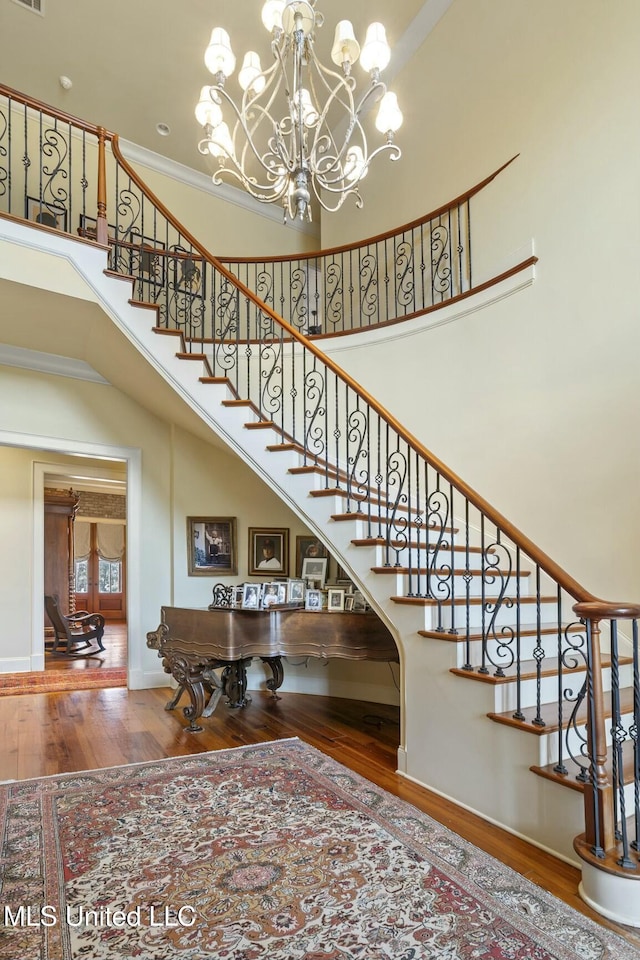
147 605 398 732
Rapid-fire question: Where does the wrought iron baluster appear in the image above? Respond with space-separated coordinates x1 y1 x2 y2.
479 513 488 673
461 498 472 671
512 547 524 718
610 620 635 867
632 619 640 854
532 566 545 726
553 588 567 770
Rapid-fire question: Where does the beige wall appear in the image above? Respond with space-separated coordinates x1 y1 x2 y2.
318 0 640 602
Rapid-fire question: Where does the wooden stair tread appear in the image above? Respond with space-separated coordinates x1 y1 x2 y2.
419 623 585 642
392 594 557 607
450 654 631 685
371 566 531 578
267 443 304 453
129 299 159 312
352 537 486 555
244 421 276 430
488 686 636 734
531 740 637 793
176 352 207 360
333 513 458 533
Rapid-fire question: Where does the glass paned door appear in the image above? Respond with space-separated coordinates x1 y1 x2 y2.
75 522 126 620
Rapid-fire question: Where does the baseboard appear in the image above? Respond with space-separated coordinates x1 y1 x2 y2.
0 657 32 673
127 668 171 690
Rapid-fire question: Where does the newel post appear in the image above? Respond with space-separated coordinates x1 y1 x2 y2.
96 126 108 246
573 601 621 856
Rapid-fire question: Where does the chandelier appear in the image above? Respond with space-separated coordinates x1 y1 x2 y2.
195 0 403 223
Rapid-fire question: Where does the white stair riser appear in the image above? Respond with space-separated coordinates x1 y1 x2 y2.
454 633 583 669
378 571 532 599
536 706 638 767
489 664 633 713
422 600 561 631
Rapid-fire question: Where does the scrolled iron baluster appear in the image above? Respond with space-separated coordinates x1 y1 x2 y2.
290 265 309 332
384 448 409 572
324 260 343 332
303 365 326 461
259 337 284 421
345 407 368 511
426 486 452 626
395 239 415 311
555 621 588 778
359 252 378 319
256 268 274 309
40 123 69 216
0 105 8 198
481 540 515 677
431 222 452 298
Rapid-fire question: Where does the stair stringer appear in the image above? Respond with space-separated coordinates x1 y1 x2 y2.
0 220 588 866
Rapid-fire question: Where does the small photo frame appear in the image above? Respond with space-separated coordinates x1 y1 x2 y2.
233 584 245 607
242 583 262 609
287 579 305 604
301 556 328 588
261 582 281 608
249 527 289 577
353 590 367 611
296 535 328 577
327 588 345 612
27 196 67 232
305 588 323 611
187 517 237 576
344 595 355 612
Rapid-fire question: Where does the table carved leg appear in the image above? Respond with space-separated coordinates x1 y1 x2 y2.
262 656 284 699
222 659 253 708
167 654 206 733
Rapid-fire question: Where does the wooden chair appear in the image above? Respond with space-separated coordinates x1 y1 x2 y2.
44 594 106 656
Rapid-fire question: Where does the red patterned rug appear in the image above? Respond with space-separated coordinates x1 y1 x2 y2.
0 667 126 697
1 738 638 960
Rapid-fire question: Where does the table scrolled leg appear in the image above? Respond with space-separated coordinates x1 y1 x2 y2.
169 655 206 732
262 656 284 699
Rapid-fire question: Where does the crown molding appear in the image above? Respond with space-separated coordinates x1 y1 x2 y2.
118 139 319 239
0 343 110 384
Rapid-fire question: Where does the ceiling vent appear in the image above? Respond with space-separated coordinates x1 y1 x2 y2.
11 0 44 14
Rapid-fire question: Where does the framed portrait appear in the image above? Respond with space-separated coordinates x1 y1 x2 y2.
301 556 328 588
344 595 355 612
296 535 328 577
26 196 67 232
249 527 289 577
287 578 305 604
187 516 237 576
305 588 323 611
242 582 261 609
78 214 116 242
327 588 345 612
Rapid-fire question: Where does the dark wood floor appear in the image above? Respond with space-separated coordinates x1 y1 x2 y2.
4 630 640 950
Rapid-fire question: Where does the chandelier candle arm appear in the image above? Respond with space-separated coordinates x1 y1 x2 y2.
195 0 402 222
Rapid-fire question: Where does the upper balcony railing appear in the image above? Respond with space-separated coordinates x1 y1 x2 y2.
219 158 516 337
1 82 638 892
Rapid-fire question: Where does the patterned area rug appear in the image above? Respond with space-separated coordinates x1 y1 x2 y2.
1 738 639 960
0 667 126 697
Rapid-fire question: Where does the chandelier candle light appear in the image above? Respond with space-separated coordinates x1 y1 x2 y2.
195 0 403 222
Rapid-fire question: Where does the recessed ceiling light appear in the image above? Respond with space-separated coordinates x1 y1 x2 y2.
156 122 171 137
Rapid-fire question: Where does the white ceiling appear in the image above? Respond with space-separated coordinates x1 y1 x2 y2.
1 0 445 177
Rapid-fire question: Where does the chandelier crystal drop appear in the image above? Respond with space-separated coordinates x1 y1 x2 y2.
195 0 403 223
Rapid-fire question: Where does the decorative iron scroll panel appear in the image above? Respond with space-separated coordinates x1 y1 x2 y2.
221 204 471 335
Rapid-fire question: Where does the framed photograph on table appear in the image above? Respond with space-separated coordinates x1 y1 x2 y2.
261 582 281 608
287 579 305 603
27 196 67 231
187 516 237 576
249 527 289 577
305 588 323 611
242 583 261 609
301 557 328 588
296 535 328 577
327 588 345 612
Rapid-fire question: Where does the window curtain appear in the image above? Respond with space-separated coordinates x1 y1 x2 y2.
74 521 91 561
96 523 125 562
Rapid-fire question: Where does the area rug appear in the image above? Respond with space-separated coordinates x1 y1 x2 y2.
1 739 638 960
0 667 126 697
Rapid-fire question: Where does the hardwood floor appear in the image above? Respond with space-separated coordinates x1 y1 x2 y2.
1 683 639 950
44 620 128 672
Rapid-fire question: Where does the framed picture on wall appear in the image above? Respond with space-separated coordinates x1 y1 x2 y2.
249 527 289 577
295 535 328 577
26 196 67 232
187 516 237 576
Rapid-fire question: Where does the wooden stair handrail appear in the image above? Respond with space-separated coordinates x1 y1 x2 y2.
217 156 519 264
0 83 116 140
110 136 598 605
